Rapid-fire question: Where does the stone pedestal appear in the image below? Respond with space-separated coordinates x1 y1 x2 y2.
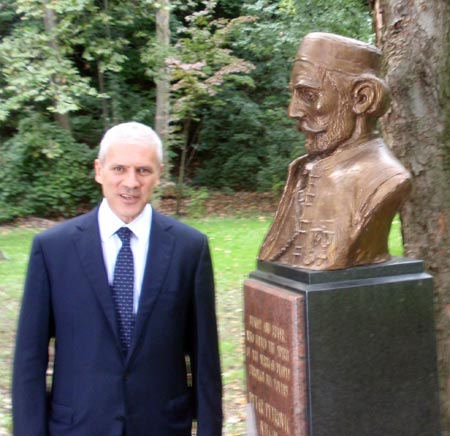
244 257 441 436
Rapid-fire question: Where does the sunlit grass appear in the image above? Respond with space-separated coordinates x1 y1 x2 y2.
388 215 404 257
0 228 41 434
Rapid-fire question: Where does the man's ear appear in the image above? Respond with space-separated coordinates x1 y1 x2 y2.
94 159 103 185
352 74 390 117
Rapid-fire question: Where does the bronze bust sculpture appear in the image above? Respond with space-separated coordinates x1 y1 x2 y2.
259 32 411 270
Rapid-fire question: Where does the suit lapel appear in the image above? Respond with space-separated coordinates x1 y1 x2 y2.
129 211 175 359
71 208 122 351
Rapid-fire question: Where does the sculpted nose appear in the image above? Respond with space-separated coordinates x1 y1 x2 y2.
288 94 304 119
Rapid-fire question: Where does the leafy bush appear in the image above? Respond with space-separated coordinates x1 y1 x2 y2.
0 115 99 222
191 92 304 192
186 187 210 218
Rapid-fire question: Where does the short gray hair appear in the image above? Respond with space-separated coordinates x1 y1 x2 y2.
98 122 163 164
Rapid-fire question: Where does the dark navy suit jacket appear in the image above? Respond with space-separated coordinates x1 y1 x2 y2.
12 207 222 435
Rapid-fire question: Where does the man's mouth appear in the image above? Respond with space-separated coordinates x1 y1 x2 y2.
120 194 138 201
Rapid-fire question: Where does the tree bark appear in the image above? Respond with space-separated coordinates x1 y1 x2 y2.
371 1 450 432
155 0 171 171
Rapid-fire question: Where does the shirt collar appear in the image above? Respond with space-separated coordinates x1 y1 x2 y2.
98 199 152 242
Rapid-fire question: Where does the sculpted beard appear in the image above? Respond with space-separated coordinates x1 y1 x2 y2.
305 79 355 155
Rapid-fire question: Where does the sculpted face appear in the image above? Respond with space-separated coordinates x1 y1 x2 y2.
94 141 162 223
288 60 357 154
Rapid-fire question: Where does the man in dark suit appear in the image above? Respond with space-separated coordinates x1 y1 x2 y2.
12 122 222 435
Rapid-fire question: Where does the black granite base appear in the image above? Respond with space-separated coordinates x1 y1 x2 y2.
250 258 441 436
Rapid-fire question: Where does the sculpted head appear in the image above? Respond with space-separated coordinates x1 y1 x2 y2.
288 32 390 155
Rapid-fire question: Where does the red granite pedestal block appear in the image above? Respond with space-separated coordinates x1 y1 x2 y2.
244 258 441 436
244 279 307 436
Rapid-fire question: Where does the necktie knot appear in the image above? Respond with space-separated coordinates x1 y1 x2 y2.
116 227 132 244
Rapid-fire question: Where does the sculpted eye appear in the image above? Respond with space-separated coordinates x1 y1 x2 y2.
297 87 318 103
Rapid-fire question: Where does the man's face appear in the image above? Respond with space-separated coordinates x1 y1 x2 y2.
94 140 162 223
288 60 356 154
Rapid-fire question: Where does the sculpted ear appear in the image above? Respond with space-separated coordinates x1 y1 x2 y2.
352 79 376 114
352 75 390 117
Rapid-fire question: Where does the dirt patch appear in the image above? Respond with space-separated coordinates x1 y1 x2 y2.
0 217 62 231
158 191 278 217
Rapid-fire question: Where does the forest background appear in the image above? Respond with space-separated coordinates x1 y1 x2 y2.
0 0 373 221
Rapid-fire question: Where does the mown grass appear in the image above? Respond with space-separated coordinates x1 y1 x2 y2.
0 228 42 434
0 215 403 435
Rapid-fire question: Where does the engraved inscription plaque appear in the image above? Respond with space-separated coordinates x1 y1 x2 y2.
244 279 307 436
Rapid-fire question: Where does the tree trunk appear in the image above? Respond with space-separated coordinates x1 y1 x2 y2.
371 1 450 433
155 0 171 172
98 66 110 130
98 0 112 130
175 118 190 216
43 2 71 132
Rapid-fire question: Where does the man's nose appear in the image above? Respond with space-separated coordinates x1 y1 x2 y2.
288 94 304 119
123 170 139 188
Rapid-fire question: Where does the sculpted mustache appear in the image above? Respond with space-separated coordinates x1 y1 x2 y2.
297 120 327 134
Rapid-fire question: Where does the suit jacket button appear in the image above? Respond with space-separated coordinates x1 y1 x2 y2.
115 415 125 422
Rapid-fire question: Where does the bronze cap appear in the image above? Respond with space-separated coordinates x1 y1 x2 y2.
296 32 382 76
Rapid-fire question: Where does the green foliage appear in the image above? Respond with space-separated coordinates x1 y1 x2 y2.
193 92 303 190
0 2 17 39
167 2 255 124
0 0 159 127
161 0 257 197
185 186 210 218
0 0 374 218
0 115 99 222
255 106 305 193
0 1 99 120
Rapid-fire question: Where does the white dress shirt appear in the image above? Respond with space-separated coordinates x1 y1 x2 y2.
97 199 152 313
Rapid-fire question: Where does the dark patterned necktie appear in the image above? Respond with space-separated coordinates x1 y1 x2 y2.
112 227 135 353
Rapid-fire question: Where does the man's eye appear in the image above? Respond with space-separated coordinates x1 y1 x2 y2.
112 166 124 173
138 168 152 175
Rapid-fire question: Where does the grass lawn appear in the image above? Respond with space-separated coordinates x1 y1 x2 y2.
0 215 403 435
0 228 42 435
